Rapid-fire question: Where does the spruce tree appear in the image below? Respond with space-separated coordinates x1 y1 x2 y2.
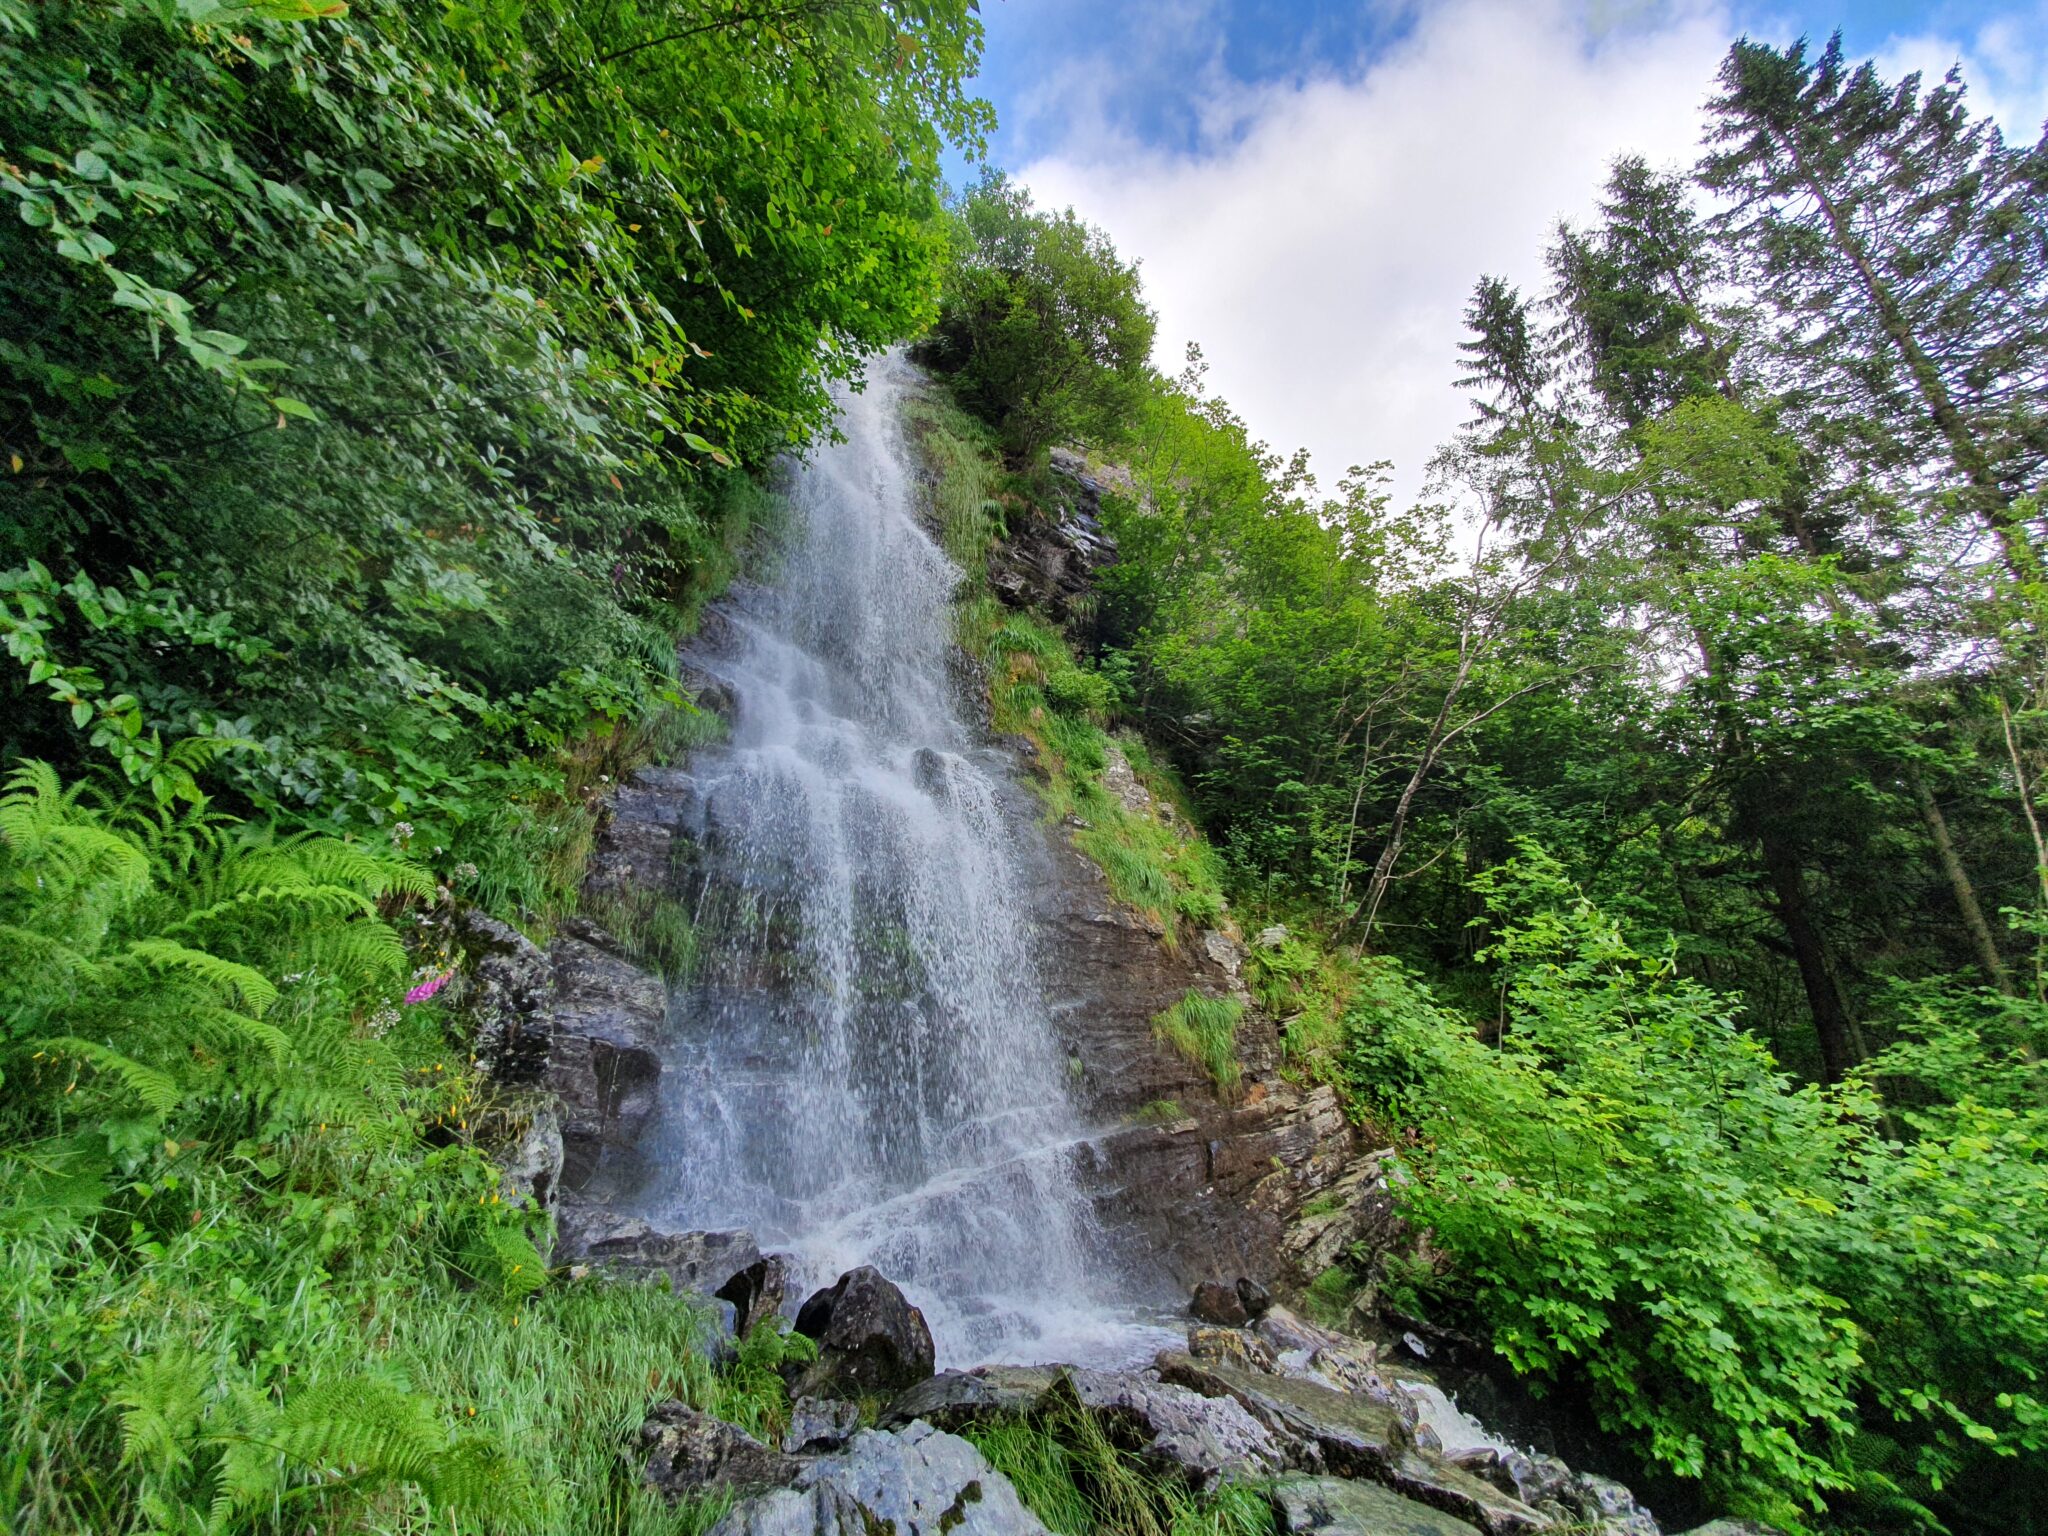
1702 34 2048 582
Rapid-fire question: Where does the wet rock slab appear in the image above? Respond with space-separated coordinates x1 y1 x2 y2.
1052 1368 1291 1490
1383 1450 1553 1536
555 1214 764 1302
1272 1475 1485 1536
1156 1352 1409 1477
706 1421 1050 1536
883 1367 1066 1431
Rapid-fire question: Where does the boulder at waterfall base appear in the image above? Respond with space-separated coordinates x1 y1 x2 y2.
707 1422 1050 1536
790 1266 937 1400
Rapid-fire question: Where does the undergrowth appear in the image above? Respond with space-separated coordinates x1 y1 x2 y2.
0 763 789 1533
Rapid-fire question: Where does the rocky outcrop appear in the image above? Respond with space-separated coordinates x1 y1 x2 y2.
641 1402 801 1500
545 922 665 1194
1157 1352 1410 1479
986 446 1118 629
556 1213 763 1315
790 1266 937 1401
882 1367 1067 1432
458 907 664 1203
783 1397 863 1456
707 1422 1050 1536
1051 1367 1292 1490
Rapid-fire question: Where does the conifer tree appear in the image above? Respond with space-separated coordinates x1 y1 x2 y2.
1702 35 2048 583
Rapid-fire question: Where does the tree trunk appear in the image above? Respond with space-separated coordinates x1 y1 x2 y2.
1908 765 2012 994
1754 820 1868 1081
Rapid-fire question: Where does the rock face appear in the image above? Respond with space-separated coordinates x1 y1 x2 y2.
707 1422 1050 1536
461 906 664 1203
545 923 666 1194
641 1402 801 1500
492 1095 564 1211
986 447 1118 629
791 1266 937 1401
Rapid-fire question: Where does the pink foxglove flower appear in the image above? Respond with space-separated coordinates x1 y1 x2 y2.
405 968 455 1005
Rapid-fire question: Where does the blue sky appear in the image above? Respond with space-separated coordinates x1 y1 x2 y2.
953 0 2048 507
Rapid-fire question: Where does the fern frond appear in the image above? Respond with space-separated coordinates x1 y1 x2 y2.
122 939 280 1014
294 838 435 902
159 884 377 942
204 1382 287 1534
43 1036 183 1113
292 920 407 985
189 1007 292 1069
0 923 97 990
420 1434 532 1514
272 1369 450 1486
112 1348 213 1477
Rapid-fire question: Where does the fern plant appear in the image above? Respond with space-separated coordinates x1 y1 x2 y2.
0 760 427 1141
0 762 561 1532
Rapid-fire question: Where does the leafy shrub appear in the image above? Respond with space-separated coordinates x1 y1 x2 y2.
1345 847 2048 1524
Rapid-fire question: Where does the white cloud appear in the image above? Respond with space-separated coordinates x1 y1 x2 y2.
1875 3 2048 145
1007 0 2045 512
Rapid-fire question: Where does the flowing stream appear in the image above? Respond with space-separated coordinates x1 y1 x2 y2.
638 355 1164 1367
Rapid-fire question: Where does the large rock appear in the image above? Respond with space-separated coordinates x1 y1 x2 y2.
718 1253 792 1338
456 910 552 1082
1271 1475 1485 1536
1192 1280 1249 1326
1051 1368 1292 1490
1157 1352 1409 1477
1383 1450 1554 1536
546 925 666 1193
783 1397 863 1455
493 1095 564 1212
641 1402 802 1500
706 1422 1049 1536
458 906 664 1200
790 1267 936 1401
883 1367 1066 1432
557 1213 764 1305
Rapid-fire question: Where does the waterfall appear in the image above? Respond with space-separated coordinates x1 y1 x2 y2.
638 353 1161 1366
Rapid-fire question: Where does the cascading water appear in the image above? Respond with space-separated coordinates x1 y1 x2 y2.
639 354 1165 1366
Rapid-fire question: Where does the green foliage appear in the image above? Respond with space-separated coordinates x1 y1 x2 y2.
0 763 785 1533
919 170 1157 461
951 597 1226 940
585 884 699 983
905 385 1011 570
0 0 982 911
1132 1099 1185 1124
1152 992 1245 1097
1348 849 2048 1523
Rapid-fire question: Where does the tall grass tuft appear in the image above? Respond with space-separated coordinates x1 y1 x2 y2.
1152 991 1246 1096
